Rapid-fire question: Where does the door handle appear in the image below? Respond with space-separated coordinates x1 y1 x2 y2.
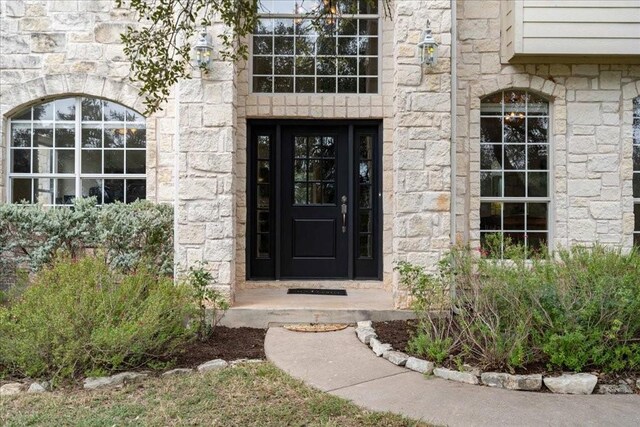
341 195 347 233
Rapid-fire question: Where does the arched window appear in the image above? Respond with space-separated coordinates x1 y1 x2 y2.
479 90 550 256
633 97 640 246
8 97 146 205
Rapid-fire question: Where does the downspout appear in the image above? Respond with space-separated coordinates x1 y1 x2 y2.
173 80 181 285
450 0 457 248
449 0 459 306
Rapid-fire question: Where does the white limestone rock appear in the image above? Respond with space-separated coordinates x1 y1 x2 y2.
27 382 47 393
355 327 377 345
230 359 263 366
405 357 434 375
544 373 598 395
356 321 373 329
595 381 633 395
383 350 409 366
0 382 25 396
433 367 480 385
84 372 148 390
369 337 392 357
197 359 228 372
481 372 542 391
162 368 193 377
461 364 481 377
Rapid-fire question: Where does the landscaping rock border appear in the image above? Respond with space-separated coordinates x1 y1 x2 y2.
355 321 640 396
0 358 265 397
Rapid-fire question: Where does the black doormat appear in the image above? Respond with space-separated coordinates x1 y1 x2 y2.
287 288 348 296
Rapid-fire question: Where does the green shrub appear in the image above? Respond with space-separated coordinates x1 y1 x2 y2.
398 243 640 373
186 262 229 341
0 256 196 383
0 198 173 275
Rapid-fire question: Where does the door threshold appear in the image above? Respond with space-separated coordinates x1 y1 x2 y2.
239 279 386 291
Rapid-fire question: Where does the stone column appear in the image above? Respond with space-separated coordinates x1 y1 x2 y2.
392 0 452 305
175 25 237 300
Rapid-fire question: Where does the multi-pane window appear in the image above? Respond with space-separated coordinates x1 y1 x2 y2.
253 0 379 93
293 136 336 204
256 135 272 258
358 134 374 258
8 97 146 206
479 90 550 256
633 97 640 246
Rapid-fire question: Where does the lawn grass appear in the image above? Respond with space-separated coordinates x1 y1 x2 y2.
1 362 428 427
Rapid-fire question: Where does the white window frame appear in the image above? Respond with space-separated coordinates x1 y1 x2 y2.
6 97 147 206
479 90 552 256
250 0 381 94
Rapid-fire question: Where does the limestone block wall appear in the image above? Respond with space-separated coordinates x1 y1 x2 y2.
391 0 452 305
174 45 238 298
0 0 176 205
455 0 640 250
234 16 395 291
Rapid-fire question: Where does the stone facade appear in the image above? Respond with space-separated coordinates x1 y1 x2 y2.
455 0 639 251
1 1 638 305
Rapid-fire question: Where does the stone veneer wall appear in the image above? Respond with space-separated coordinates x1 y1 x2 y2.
234 1 453 307
0 0 176 205
1 0 455 306
455 0 640 251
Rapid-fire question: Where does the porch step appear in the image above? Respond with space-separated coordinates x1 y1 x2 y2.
220 288 416 328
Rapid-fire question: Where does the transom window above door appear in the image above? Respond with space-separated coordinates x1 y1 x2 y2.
8 97 146 206
252 0 379 94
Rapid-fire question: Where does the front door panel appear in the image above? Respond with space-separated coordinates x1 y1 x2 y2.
247 121 381 281
281 129 349 278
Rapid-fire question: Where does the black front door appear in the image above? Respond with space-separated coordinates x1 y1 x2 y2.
280 127 349 278
247 121 381 280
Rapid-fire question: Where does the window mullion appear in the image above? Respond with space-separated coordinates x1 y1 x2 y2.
75 97 82 200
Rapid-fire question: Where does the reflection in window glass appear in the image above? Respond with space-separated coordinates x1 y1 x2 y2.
253 1 379 93
480 91 550 257
9 97 146 205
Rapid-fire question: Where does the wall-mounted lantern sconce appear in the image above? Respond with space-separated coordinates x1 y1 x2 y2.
194 29 213 71
417 20 438 67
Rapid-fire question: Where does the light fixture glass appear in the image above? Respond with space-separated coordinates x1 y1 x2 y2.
194 29 213 71
417 21 438 66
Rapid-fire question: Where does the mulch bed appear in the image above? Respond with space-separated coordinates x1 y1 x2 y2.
372 320 638 387
373 320 419 355
172 326 267 368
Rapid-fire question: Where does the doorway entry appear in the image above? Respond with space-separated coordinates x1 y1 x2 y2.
247 120 381 280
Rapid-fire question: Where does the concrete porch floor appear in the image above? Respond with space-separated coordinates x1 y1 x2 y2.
220 288 415 328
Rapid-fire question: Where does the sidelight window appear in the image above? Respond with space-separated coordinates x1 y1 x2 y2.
479 90 550 256
8 97 146 205
252 0 379 93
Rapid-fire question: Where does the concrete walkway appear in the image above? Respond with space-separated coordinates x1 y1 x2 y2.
265 327 640 427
